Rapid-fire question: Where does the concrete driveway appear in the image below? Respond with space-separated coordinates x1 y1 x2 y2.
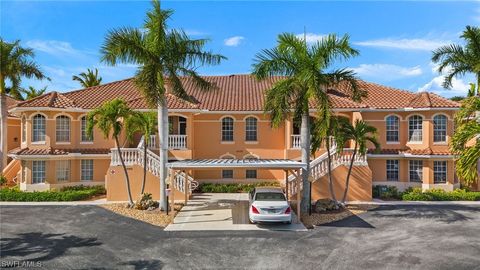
1 204 479 269
165 193 306 231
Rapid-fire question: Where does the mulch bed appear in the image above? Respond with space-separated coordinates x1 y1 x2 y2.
101 203 183 228
301 204 378 228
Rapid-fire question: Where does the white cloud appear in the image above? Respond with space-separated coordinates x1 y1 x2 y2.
295 33 325 43
354 38 451 51
351 64 423 81
26 40 88 57
224 36 244 47
418 75 471 97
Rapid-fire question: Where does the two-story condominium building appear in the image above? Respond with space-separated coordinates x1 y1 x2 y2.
6 74 467 201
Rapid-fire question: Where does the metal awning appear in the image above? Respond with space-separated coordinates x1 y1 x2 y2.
167 159 306 170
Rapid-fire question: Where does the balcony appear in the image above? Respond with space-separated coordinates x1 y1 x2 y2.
290 135 336 149
142 134 188 150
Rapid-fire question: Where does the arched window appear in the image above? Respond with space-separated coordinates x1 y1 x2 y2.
433 115 447 142
245 117 257 141
408 115 423 142
21 116 26 142
222 117 234 141
80 116 93 142
32 114 46 142
385 115 399 142
56 115 70 142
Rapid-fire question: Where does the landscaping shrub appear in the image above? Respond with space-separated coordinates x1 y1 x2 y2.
372 185 402 200
402 188 480 201
0 185 106 201
0 174 6 186
197 182 280 193
134 193 159 210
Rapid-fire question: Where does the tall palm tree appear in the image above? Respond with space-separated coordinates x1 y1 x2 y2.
20 86 47 100
451 95 480 186
101 0 225 210
72 68 102 88
0 39 48 171
336 119 380 204
252 33 364 213
125 111 158 195
86 98 135 205
432 25 480 96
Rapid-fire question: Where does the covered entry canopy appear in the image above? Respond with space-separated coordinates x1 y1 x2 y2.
167 159 307 170
167 159 306 223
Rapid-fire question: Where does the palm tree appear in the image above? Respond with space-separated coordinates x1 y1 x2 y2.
101 0 225 210
451 95 480 186
252 33 364 213
432 25 480 96
86 98 135 205
336 119 380 204
72 68 102 88
0 39 48 171
125 111 158 195
21 86 47 100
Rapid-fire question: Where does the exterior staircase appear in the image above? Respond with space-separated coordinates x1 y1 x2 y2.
2 159 21 186
110 136 198 195
287 139 368 196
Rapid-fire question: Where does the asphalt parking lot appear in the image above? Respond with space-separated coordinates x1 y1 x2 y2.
1 204 479 269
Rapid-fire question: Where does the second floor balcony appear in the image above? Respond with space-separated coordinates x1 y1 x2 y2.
143 134 188 150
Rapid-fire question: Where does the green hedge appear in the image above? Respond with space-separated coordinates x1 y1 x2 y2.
372 185 402 200
197 182 280 193
402 188 480 201
0 185 106 202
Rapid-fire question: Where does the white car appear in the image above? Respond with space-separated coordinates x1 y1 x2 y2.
248 187 292 224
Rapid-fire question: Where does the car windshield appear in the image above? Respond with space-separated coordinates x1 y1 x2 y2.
255 192 286 201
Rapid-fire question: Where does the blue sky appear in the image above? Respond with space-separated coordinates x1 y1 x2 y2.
2 0 479 98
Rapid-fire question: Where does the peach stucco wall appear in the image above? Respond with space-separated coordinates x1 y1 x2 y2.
311 165 373 201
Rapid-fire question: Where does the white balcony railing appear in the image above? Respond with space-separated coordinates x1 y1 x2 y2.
291 135 301 148
168 135 187 150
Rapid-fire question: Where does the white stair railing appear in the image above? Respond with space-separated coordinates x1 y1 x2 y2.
110 137 198 194
287 145 367 196
168 135 187 149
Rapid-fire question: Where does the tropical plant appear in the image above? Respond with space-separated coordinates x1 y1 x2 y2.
20 86 47 100
72 68 102 88
252 33 364 212
451 94 480 186
100 0 225 210
432 25 480 96
86 98 135 205
0 39 48 171
125 111 158 195
336 119 380 204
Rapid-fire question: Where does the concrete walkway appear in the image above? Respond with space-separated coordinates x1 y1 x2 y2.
165 193 307 231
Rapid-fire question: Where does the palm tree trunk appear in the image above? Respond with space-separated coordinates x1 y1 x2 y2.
115 136 134 205
341 142 357 204
300 112 311 213
158 100 169 211
326 138 337 202
0 89 7 172
141 139 147 194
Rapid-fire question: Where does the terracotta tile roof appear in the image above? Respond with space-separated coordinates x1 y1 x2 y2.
13 75 459 111
9 147 111 156
368 148 453 156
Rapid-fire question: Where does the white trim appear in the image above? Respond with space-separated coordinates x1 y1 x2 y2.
220 141 235 144
80 141 94 145
386 142 400 145
55 142 71 145
245 141 259 144
367 154 455 159
31 141 46 145
383 113 403 121
243 153 260 159
27 112 49 120
9 153 111 160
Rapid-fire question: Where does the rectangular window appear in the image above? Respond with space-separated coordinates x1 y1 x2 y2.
246 170 257 179
386 116 399 142
56 116 70 142
222 117 234 141
81 160 94 181
409 160 423 182
222 170 233 179
408 116 423 142
433 115 447 143
32 160 46 184
56 160 70 182
434 161 447 184
81 116 93 142
386 160 399 181
245 117 257 141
